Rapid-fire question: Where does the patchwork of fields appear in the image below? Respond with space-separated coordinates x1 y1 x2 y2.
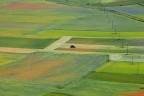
0 0 144 96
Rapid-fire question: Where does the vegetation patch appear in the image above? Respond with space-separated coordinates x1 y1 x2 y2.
0 52 108 83
0 78 142 96
96 61 144 74
85 61 144 84
67 38 144 46
0 37 57 49
85 72 144 84
0 52 27 67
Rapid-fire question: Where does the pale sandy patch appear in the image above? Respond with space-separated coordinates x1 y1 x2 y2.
0 47 37 53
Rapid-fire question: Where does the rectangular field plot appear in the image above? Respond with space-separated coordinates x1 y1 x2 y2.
85 61 144 84
96 61 144 74
0 37 57 49
57 48 144 54
85 72 144 84
0 52 108 83
67 37 144 46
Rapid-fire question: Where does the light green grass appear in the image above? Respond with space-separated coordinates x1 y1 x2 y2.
38 30 144 38
0 52 27 66
96 61 144 74
1 30 144 38
0 14 72 24
133 14 144 19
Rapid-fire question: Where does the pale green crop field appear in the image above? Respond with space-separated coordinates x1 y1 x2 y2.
0 52 27 66
133 14 144 19
96 61 144 74
38 30 144 38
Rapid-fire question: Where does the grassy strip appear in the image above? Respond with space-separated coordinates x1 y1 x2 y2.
85 72 144 84
39 30 144 38
57 48 144 54
1 30 144 38
96 62 144 74
67 38 144 46
57 48 126 53
0 37 57 49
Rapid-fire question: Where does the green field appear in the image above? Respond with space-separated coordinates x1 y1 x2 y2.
0 37 57 49
38 30 144 38
0 77 143 96
0 0 143 39
67 38 144 46
85 61 144 84
85 72 144 84
134 14 144 19
0 52 27 67
96 61 144 74
0 0 144 96
0 52 108 83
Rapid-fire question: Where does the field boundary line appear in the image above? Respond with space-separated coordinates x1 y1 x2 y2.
110 10 144 22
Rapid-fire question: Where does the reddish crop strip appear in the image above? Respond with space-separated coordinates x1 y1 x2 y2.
122 92 144 96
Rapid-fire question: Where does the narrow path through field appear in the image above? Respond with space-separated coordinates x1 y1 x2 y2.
42 36 72 51
0 36 72 53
